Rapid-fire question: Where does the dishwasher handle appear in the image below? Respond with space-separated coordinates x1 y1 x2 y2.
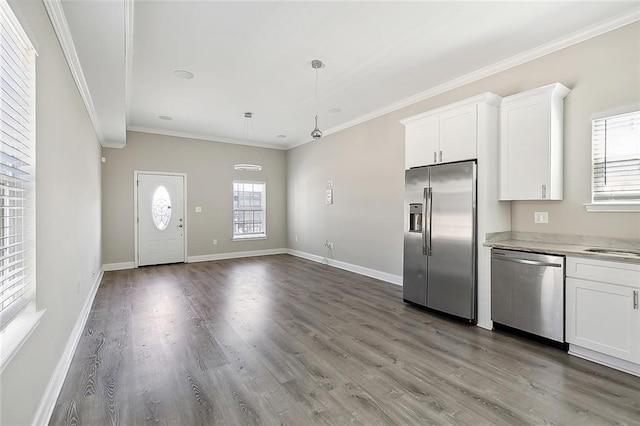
492 253 563 268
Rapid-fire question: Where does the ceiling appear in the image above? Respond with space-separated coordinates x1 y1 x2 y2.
50 1 640 150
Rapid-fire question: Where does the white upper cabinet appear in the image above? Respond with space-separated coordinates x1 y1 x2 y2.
439 105 478 164
499 83 570 200
402 96 497 169
405 115 439 169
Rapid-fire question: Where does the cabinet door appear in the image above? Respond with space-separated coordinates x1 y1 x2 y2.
499 94 551 200
566 277 640 363
405 116 439 168
439 104 477 163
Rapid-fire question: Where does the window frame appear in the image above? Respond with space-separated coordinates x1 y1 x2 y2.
232 181 267 241
585 105 640 213
0 0 43 373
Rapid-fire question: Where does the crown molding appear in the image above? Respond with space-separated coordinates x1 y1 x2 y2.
126 126 287 150
400 92 502 125
287 9 640 150
43 0 104 144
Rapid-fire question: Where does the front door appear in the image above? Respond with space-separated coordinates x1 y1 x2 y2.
137 173 185 266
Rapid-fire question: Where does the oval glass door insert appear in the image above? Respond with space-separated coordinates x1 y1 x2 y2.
151 185 171 230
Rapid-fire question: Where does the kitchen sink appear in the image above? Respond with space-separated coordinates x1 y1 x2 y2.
584 248 640 257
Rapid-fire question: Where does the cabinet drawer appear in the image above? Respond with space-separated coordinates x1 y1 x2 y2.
566 257 640 288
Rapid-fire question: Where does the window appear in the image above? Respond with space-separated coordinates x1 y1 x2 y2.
151 185 171 231
0 1 36 331
590 109 640 209
232 181 266 239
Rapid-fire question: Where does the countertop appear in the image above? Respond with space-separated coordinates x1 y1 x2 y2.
484 232 640 264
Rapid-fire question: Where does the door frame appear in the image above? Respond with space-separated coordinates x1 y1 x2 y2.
134 170 188 268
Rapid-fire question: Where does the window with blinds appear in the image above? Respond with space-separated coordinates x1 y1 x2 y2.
232 181 266 239
592 110 640 203
0 3 36 330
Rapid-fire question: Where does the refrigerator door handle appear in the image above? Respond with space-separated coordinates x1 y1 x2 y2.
423 187 432 256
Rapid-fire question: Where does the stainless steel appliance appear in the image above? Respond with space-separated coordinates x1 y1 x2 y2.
403 161 477 322
491 249 565 343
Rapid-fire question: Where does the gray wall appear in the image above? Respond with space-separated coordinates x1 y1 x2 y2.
102 131 287 265
1 1 103 424
287 22 640 278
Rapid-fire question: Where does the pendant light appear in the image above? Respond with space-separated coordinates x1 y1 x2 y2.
310 59 323 140
233 112 262 172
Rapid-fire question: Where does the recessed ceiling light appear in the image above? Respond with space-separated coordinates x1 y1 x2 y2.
328 107 342 114
158 115 173 120
276 134 287 138
173 70 194 79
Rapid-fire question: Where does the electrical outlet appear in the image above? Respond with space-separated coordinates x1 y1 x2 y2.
213 239 218 245
534 211 549 224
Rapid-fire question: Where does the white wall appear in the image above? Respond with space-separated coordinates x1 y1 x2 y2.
287 116 405 277
1 1 102 424
102 131 287 265
287 22 640 278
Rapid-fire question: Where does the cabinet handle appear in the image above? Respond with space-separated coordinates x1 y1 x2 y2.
634 290 638 310
439 150 443 162
542 184 547 199
433 152 437 163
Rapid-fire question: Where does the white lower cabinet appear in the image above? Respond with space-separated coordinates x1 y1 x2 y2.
565 257 640 373
566 277 639 362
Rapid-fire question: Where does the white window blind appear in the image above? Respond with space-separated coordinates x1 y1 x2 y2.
0 2 36 330
592 110 640 203
233 181 266 239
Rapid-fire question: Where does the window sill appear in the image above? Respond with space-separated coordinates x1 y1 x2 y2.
1 308 46 373
584 203 640 213
233 235 267 241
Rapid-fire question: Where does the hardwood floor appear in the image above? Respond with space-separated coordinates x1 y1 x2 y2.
50 255 640 425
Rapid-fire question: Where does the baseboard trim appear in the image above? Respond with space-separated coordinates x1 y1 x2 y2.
31 268 104 426
187 248 287 263
287 249 402 286
103 261 135 271
568 344 640 377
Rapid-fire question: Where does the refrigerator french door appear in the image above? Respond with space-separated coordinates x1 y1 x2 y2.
403 160 477 322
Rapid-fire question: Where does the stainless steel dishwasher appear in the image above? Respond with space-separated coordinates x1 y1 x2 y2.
491 249 565 344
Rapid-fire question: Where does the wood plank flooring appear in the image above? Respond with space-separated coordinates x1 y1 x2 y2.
50 255 640 425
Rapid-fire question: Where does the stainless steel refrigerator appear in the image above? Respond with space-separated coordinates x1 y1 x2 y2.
403 160 477 322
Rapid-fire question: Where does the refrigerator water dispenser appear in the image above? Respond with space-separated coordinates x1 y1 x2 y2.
408 203 422 232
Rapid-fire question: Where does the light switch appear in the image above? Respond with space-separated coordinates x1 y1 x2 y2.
195 206 202 213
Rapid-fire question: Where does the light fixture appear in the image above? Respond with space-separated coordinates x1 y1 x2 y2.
233 112 262 172
310 59 323 140
234 163 262 171
173 69 194 79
